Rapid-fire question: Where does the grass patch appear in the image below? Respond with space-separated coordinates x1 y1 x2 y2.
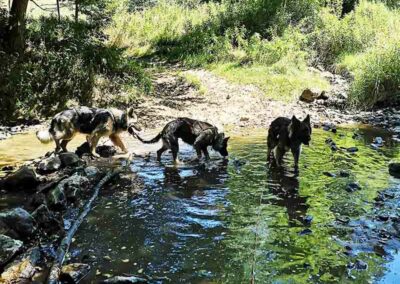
178 72 207 95
211 63 330 102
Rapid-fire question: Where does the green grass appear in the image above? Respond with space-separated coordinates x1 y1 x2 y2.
211 63 330 102
178 72 207 95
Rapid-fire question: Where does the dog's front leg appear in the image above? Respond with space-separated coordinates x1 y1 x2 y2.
202 147 210 160
110 134 128 153
291 145 301 170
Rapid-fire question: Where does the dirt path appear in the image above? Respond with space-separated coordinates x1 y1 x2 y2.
134 68 353 134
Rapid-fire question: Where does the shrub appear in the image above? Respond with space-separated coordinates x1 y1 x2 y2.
348 38 400 108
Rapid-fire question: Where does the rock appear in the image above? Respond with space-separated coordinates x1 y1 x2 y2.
299 88 322 103
75 142 91 158
389 162 400 178
37 156 61 174
32 205 63 235
63 174 90 201
47 186 66 210
370 143 380 150
84 166 100 179
101 275 148 283
60 263 91 283
1 166 39 191
58 152 82 168
346 182 361 192
2 166 14 172
0 235 23 266
0 248 41 283
0 208 36 240
96 145 117 158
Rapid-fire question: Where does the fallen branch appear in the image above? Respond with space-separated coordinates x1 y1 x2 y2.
47 169 121 284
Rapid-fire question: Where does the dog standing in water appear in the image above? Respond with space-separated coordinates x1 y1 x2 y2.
131 117 229 163
36 106 139 156
267 115 312 170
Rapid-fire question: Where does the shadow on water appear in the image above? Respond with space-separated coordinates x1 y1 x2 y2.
67 127 400 283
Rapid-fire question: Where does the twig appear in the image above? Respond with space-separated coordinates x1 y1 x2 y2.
47 169 121 284
30 0 53 11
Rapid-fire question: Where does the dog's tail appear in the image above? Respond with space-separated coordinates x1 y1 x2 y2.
129 128 162 144
36 129 53 144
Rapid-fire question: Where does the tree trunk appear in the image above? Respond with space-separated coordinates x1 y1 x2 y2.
56 0 60 22
75 0 79 23
8 0 29 53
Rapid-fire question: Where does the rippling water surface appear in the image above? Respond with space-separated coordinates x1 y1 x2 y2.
23 127 400 283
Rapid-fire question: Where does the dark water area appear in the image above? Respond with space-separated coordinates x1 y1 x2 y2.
68 126 400 283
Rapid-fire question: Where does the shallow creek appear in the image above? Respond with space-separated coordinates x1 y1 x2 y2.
1 126 400 283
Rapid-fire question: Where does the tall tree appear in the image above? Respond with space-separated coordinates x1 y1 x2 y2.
7 0 29 53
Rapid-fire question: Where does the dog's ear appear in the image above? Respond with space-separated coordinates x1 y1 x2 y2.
291 115 300 127
303 114 310 125
224 136 230 142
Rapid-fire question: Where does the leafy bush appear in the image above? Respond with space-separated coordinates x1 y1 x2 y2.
0 16 151 123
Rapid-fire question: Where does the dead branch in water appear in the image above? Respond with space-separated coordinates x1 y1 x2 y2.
46 169 120 284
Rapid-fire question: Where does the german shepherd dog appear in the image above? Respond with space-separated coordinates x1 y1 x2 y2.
267 115 311 170
130 117 229 163
36 106 139 156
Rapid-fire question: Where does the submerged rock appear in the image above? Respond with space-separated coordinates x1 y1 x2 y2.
60 263 91 283
323 171 336 177
0 234 23 266
101 275 148 283
389 162 400 178
58 152 82 168
0 208 36 240
339 170 350 177
355 259 368 270
0 166 39 191
37 156 62 174
346 182 362 192
347 147 359 153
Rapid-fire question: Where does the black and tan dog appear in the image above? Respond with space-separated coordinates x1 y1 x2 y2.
267 115 311 170
130 117 229 163
36 106 139 156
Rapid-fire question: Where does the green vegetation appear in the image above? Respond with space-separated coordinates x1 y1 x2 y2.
0 0 151 123
107 0 400 107
1 0 399 122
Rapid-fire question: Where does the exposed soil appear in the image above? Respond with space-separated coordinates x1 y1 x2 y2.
134 68 353 132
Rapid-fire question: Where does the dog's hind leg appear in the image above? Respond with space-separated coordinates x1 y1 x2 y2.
170 139 180 164
273 146 284 167
157 139 169 162
202 147 210 160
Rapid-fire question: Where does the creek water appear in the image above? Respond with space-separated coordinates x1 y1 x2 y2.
1 126 400 283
